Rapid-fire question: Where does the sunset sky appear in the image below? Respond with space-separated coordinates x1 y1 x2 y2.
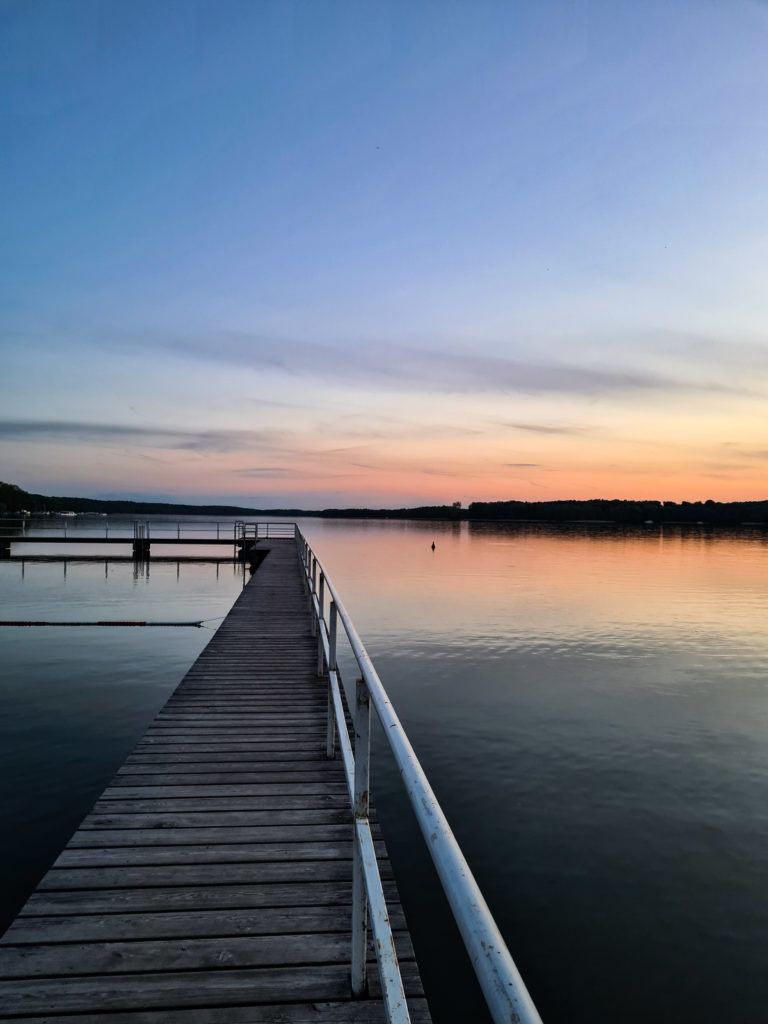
3 0 768 507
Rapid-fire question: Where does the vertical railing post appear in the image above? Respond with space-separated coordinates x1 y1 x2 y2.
351 676 371 997
317 573 325 676
326 601 337 759
309 557 317 636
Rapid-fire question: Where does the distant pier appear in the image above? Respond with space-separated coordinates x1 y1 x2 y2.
0 520 271 559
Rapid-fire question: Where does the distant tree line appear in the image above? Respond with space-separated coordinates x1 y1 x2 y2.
317 504 465 520
466 498 768 524
1 481 766 525
0 482 264 517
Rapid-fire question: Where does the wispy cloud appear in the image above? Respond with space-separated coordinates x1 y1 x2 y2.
609 330 768 371
505 462 540 467
234 466 298 478
312 416 485 441
502 422 588 435
94 329 747 397
733 449 768 460
0 420 281 453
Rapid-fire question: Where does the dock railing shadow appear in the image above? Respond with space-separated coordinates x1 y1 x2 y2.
296 526 543 1024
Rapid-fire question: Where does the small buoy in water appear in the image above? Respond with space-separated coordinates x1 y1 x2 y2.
431 541 436 551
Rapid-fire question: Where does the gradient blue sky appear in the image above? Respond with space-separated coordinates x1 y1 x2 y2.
3 0 768 506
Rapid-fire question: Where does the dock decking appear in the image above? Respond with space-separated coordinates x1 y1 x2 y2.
0 539 431 1022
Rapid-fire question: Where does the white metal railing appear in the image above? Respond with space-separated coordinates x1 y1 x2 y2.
295 526 543 1024
234 520 295 541
0 518 240 540
0 519 296 544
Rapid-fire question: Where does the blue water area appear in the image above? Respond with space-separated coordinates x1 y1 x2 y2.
303 518 768 1024
2 516 768 1024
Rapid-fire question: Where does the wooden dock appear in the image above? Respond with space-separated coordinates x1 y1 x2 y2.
0 539 431 1022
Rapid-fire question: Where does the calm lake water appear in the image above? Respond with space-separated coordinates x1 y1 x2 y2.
1 517 767 1023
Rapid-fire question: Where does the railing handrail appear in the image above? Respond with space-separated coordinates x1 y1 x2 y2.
296 527 543 1024
0 518 296 529
0 520 297 547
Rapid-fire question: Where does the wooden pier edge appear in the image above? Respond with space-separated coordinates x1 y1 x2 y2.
0 539 432 1023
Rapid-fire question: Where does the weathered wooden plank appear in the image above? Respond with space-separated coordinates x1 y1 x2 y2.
69 824 366 846
109 772 342 787
144 721 326 730
162 675 316 681
185 660 319 666
100 784 348 799
91 795 352 813
0 930 416 978
172 679 321 684
80 809 352 829
116 762 340 775
132 745 327 753
157 707 327 715
38 857 393 890
174 673 318 678
164 691 324 698
51 842 374 868
165 692 322 698
141 733 327 741
0 996 433 1023
126 750 327 763
163 694 325 702
0 962 426 1015
143 716 325 724
156 708 326 716
173 671 318 677
160 696 324 703
161 676 315 683
168 679 320 685
1 905 406 944
22 879 402 915
153 716 327 724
